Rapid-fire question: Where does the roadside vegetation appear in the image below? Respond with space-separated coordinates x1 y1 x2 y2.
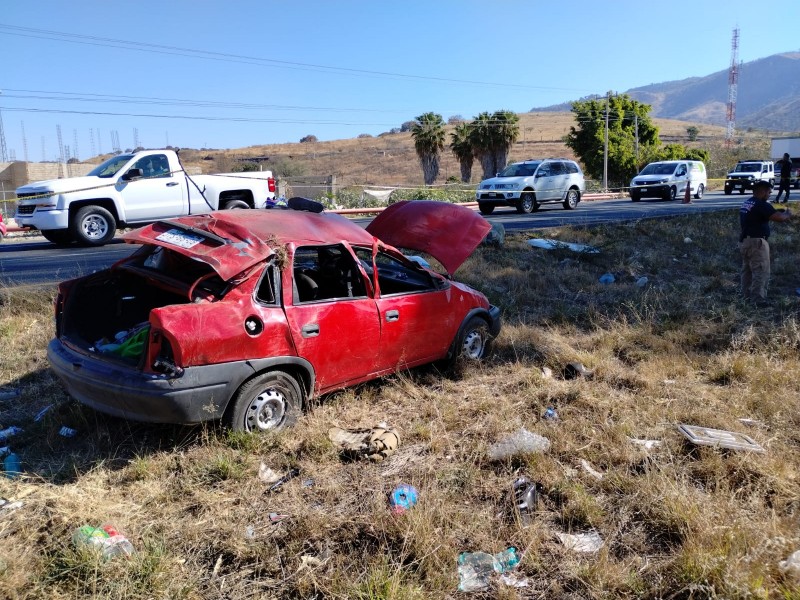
2 208 800 598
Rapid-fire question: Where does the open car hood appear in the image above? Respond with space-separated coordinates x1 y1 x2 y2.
366 201 491 275
122 215 273 281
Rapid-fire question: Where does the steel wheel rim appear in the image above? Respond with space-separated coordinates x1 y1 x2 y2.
245 388 286 431
82 215 109 240
462 329 485 359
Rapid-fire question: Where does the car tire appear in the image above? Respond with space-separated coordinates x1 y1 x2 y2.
630 192 641 202
70 206 116 246
563 188 579 210
694 183 705 200
724 187 732 195
478 202 495 216
223 199 250 210
516 192 537 214
224 370 302 433
665 186 677 201
739 189 745 194
458 316 492 361
41 229 74 245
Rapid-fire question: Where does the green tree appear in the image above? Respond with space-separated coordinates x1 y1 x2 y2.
449 122 474 183
565 94 660 186
411 112 446 185
686 126 699 141
469 110 520 180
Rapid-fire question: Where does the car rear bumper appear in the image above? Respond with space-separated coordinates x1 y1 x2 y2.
47 338 249 424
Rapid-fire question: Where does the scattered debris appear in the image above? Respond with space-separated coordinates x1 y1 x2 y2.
457 548 520 592
299 555 323 570
328 424 400 462
527 238 600 254
683 237 692 244
269 512 290 523
33 405 53 422
578 459 605 480
738 418 767 428
488 428 550 460
266 467 301 492
635 276 649 287
258 462 281 485
58 426 77 438
301 479 315 488
499 573 530 588
3 452 21 479
779 550 800 582
245 525 256 539
677 424 765 453
512 477 538 525
389 483 419 515
541 366 553 379
598 273 615 284
662 379 676 385
542 407 559 422
629 438 662 450
0 426 22 442
73 525 135 559
0 389 20 402
564 362 594 380
0 498 23 515
557 531 604 553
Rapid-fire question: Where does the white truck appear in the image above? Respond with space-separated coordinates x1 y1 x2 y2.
771 137 800 189
14 149 276 246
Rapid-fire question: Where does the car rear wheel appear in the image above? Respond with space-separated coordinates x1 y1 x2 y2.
478 202 495 215
223 199 250 209
563 188 579 210
224 370 302 433
71 206 116 246
41 229 74 245
516 192 537 214
694 183 705 199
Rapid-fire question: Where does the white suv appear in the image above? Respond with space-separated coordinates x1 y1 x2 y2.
475 158 585 215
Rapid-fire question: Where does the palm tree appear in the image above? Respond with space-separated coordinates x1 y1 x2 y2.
491 110 520 173
469 111 521 180
411 112 446 185
449 123 473 183
469 112 496 181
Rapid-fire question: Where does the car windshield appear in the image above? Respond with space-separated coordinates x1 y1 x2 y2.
735 163 761 172
639 163 677 175
499 163 540 177
87 154 134 178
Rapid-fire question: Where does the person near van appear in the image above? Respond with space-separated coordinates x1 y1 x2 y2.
739 179 792 301
775 153 792 203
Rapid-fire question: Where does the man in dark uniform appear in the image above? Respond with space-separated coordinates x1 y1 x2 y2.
740 179 792 301
775 153 793 203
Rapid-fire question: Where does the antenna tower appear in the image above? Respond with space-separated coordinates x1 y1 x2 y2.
41 136 46 162
96 128 103 155
89 128 96 157
133 127 140 149
0 109 8 162
21 121 29 162
73 129 80 161
56 125 65 163
725 27 740 145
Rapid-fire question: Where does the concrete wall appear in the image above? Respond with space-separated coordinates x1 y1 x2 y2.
284 175 338 200
0 161 98 199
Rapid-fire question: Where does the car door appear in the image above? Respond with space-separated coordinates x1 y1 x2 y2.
549 161 569 201
675 163 689 195
119 153 186 222
355 247 458 371
283 244 382 391
534 162 556 201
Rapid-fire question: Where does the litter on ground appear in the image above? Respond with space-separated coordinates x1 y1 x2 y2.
677 424 765 453
328 424 400 462
557 531 604 553
488 428 550 460
527 238 600 253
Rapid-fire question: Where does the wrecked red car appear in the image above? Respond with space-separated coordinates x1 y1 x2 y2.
48 200 501 432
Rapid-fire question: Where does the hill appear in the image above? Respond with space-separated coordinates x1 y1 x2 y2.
533 52 800 133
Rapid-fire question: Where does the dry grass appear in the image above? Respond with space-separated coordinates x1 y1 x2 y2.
3 209 800 598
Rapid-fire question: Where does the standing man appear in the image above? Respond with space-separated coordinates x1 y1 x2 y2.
740 179 792 301
775 153 793 203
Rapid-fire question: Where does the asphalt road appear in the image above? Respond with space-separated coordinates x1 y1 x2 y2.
0 190 748 287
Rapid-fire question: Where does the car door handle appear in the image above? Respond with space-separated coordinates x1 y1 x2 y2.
301 323 320 338
166 182 179 187
385 310 399 322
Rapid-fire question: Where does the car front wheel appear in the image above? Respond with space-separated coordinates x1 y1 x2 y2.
630 191 641 202
665 186 677 201
71 206 116 246
459 316 491 361
563 188 579 210
478 202 495 215
516 192 537 214
225 371 302 433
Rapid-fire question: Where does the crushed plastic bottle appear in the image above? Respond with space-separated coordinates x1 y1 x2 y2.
488 428 550 460
512 477 538 525
0 426 22 442
457 547 520 591
598 273 615 284
73 524 135 559
3 452 21 479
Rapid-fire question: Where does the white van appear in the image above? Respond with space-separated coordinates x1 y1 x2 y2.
629 160 707 202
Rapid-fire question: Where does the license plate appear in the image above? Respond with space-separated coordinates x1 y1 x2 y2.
734 185 742 189
487 192 496 197
156 229 204 249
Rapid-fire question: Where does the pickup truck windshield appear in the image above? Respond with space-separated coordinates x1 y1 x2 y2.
87 154 135 178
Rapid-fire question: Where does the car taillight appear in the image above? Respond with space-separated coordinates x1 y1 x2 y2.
268 177 276 193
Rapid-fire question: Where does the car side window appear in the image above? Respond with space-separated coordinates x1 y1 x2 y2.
255 264 278 305
676 164 687 177
354 248 437 296
536 164 551 177
293 244 367 304
566 162 579 174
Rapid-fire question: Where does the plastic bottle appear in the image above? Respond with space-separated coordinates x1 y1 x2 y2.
0 426 22 442
512 477 538 525
3 452 21 478
100 525 135 558
542 407 559 421
457 547 520 591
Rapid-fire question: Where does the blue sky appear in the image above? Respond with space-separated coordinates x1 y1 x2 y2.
1 0 798 160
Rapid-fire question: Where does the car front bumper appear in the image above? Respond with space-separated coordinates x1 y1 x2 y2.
630 185 670 198
476 191 522 203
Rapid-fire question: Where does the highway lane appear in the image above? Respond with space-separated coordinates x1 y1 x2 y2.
0 190 747 287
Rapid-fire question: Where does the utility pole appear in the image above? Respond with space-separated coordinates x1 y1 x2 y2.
603 91 610 191
634 113 639 161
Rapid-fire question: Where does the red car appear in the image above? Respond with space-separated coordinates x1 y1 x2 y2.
48 200 501 432
0 212 7 241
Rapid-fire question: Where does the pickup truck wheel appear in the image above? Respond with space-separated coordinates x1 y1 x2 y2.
224 370 302 433
41 229 74 245
71 206 116 246
478 202 495 215
223 199 249 210
563 188 580 210
693 183 705 199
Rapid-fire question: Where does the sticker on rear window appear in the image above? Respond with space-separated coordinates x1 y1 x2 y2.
156 229 204 249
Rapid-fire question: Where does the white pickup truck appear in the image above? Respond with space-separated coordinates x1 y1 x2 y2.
14 149 276 246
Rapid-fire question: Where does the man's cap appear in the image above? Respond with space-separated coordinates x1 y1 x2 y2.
785 153 791 158
753 180 772 190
